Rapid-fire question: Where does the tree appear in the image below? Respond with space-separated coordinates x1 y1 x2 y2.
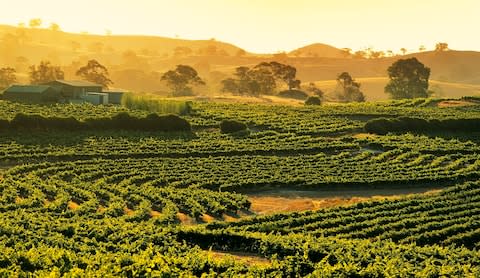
385 57 430 99
29 18 42 28
305 96 321 105
341 48 352 58
419 45 426 52
435 42 449 52
255 62 300 90
76 59 113 88
49 23 60 32
221 62 302 96
0 67 17 89
305 82 324 98
220 78 239 94
161 65 205 96
400 48 407 55
29 61 64 84
335 72 365 102
353 50 367 59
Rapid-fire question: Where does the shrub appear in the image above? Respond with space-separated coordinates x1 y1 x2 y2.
364 118 391 135
1 113 191 133
365 117 480 135
220 120 247 134
305 96 322 106
278 90 309 100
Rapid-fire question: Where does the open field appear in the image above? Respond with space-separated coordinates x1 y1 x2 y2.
1 98 480 276
313 77 480 101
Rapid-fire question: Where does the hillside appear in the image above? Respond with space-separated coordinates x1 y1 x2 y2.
1 24 480 98
288 43 349 58
314 77 480 101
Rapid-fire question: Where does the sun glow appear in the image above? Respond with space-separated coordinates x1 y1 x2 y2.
2 0 479 53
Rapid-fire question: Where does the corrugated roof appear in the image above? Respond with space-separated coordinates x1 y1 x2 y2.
4 85 54 94
47 80 102 87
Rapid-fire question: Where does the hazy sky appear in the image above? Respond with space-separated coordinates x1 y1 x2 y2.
2 0 479 53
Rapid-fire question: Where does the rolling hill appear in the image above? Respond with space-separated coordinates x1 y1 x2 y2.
1 24 480 99
288 43 349 58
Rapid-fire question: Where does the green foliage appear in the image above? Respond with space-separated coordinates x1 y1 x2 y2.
161 65 205 96
29 61 65 84
0 98 480 275
365 116 480 135
335 72 365 102
221 62 301 96
385 57 431 99
121 93 192 115
304 96 321 105
220 119 247 134
76 59 113 88
0 112 191 132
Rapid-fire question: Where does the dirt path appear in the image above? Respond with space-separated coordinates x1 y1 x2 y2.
437 100 477 107
248 187 442 215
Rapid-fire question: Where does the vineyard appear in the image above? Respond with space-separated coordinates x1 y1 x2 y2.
1 98 480 276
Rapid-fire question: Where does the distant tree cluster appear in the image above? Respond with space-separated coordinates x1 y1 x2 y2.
435 42 449 52
221 62 300 96
76 59 113 88
335 72 365 102
161 65 205 96
0 67 17 89
385 57 430 99
29 61 64 84
304 82 324 98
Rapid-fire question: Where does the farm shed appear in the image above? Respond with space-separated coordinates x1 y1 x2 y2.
84 92 109 105
43 80 102 100
102 90 125 104
2 85 60 103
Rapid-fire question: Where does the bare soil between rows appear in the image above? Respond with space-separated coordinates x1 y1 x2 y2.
248 187 443 215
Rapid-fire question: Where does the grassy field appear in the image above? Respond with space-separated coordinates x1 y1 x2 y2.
1 98 480 276
313 77 480 101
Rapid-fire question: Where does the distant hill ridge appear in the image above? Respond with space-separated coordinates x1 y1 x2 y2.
1 24 479 97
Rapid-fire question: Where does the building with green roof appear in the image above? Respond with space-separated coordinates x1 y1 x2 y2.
43 80 103 99
2 85 60 103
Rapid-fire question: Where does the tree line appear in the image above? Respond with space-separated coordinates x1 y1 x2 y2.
0 56 432 102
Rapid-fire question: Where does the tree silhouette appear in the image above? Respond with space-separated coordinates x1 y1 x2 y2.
385 57 430 99
336 72 365 102
255 62 301 90
435 43 449 52
76 59 113 88
29 61 64 84
0 67 17 89
305 82 324 98
29 18 42 28
49 23 60 32
161 65 205 96
221 62 302 96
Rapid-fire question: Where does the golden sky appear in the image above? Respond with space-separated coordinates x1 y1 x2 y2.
2 0 479 53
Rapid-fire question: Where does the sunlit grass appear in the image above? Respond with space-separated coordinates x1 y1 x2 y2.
121 93 191 115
